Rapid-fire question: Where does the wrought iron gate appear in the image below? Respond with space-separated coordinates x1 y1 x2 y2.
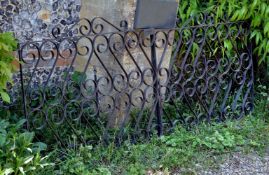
18 13 254 146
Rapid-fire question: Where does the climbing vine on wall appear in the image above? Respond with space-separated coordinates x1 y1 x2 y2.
0 32 17 103
178 0 269 65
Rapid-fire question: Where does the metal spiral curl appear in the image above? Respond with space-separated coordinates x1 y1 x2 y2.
51 17 129 40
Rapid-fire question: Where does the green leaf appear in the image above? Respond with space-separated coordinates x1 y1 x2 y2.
19 167 25 175
255 32 262 44
250 31 257 39
15 119 27 130
0 91 10 103
231 11 239 21
24 156 34 165
252 15 262 27
251 0 259 9
0 133 6 147
4 168 14 175
33 142 47 151
264 22 269 36
224 40 233 51
19 132 35 145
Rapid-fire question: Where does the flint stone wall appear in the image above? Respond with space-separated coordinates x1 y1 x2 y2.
0 0 81 42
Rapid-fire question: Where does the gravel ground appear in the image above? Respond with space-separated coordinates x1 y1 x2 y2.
198 152 269 175
147 152 269 175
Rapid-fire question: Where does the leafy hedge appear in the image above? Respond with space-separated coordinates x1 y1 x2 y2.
0 32 17 103
178 0 269 64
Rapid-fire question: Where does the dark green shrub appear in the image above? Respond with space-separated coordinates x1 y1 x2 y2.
0 119 52 175
178 0 269 64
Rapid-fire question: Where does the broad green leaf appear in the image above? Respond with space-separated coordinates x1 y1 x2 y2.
4 168 14 175
0 91 10 103
33 142 47 151
0 133 6 147
19 132 35 144
24 156 34 164
19 167 25 175
15 119 27 130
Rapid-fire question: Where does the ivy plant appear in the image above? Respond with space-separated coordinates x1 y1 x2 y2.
0 32 17 103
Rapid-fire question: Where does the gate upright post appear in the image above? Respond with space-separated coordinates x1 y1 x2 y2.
18 46 29 129
150 33 163 137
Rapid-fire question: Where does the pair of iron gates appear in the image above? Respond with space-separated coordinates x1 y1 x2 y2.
14 13 254 146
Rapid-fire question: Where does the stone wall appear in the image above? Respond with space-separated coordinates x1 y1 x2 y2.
0 0 136 42
80 0 136 29
0 0 81 42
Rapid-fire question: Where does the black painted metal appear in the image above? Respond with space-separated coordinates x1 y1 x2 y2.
17 13 254 146
150 32 163 136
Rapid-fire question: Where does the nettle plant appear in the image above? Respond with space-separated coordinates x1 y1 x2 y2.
0 32 17 103
178 0 269 64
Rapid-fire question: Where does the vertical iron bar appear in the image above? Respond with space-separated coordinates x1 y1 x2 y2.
18 46 29 129
248 31 255 111
150 33 163 137
94 67 100 118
